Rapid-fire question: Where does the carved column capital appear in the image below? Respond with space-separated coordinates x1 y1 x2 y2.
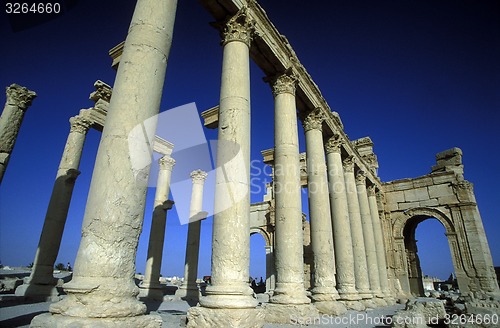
159 156 175 170
325 134 343 154
355 170 366 185
69 115 93 134
342 155 355 172
302 108 325 132
191 169 208 184
89 80 112 104
221 8 255 47
6 84 37 110
266 71 298 97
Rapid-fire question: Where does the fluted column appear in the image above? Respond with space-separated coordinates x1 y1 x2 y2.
32 0 177 326
368 186 391 299
140 155 175 301
325 135 363 310
175 169 208 301
343 157 372 301
0 84 36 184
356 171 384 303
197 7 257 311
267 72 310 306
16 114 92 299
303 109 345 315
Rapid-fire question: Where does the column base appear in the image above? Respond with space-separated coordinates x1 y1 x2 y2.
373 297 388 307
337 286 362 301
313 300 347 315
14 283 61 302
186 306 264 328
30 313 162 328
362 299 378 309
174 285 201 301
269 282 311 305
138 286 164 301
200 284 258 309
311 286 340 302
261 303 319 324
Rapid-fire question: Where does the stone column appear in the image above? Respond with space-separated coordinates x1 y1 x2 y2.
324 135 363 311
16 114 92 299
343 157 373 304
356 171 385 305
264 245 276 294
0 84 36 184
175 169 208 301
31 0 177 326
140 155 175 301
266 72 310 306
189 9 263 328
368 186 391 300
303 109 345 316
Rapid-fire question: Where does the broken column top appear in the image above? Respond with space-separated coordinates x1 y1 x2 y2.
431 147 463 175
6 84 37 110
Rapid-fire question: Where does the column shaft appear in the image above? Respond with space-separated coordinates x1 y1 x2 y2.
20 115 91 298
268 73 310 305
176 170 208 301
325 136 359 303
343 157 372 299
368 187 391 298
33 0 178 325
356 172 383 298
303 110 339 305
140 156 175 300
199 11 257 310
0 84 36 183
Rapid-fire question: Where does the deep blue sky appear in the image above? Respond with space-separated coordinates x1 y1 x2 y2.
0 0 498 282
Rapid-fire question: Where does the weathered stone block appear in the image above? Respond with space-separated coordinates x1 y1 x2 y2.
438 195 459 205
404 187 429 202
262 303 319 324
398 202 416 211
186 306 265 328
412 177 433 188
392 181 414 191
428 184 453 198
386 191 405 204
431 172 455 185
418 199 439 207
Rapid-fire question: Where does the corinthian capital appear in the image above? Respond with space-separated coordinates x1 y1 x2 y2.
191 169 208 184
302 108 325 132
355 170 366 185
221 7 255 47
367 185 377 197
342 155 355 172
6 84 37 110
266 71 298 97
89 80 112 104
159 156 176 170
325 134 343 154
69 115 93 134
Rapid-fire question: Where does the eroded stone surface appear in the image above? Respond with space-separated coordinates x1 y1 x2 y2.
186 306 264 328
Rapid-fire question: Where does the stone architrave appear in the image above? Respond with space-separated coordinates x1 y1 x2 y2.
0 84 36 184
31 0 177 326
188 8 264 328
368 185 391 299
325 135 363 310
140 155 175 301
267 72 310 306
175 169 208 301
303 109 346 316
343 156 373 304
15 114 92 299
356 171 385 305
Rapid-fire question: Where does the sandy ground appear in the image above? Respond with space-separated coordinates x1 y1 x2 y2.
0 295 404 328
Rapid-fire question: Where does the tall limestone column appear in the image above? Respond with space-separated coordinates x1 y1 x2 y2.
356 171 385 305
303 109 346 316
343 157 374 305
0 84 36 184
188 8 264 328
140 155 175 301
31 0 177 326
368 185 391 300
16 114 92 299
263 72 318 323
175 169 208 301
325 135 363 311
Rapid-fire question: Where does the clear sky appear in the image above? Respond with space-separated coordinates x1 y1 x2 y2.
0 0 498 282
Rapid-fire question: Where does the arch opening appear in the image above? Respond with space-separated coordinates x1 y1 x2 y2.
250 231 268 294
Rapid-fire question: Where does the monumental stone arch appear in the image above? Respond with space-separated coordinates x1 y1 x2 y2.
384 148 500 303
